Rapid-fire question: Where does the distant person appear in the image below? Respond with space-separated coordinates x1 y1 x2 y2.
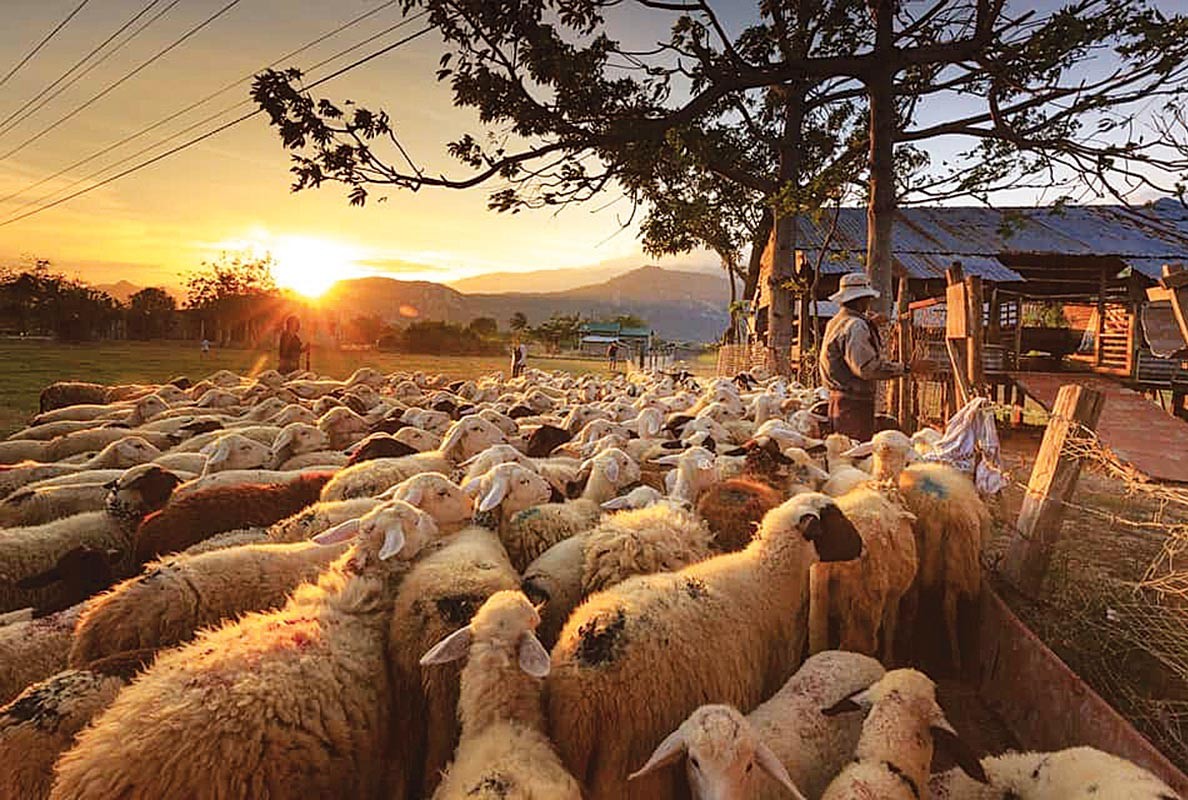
510 340 528 378
516 341 528 378
279 315 308 374
200 338 211 357
607 341 620 371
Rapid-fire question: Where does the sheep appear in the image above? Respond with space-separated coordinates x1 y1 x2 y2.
132 471 334 563
818 669 985 800
38 427 174 463
386 526 521 800
420 591 582 800
50 500 440 800
697 477 784 552
178 528 270 554
266 498 383 543
495 448 640 572
12 546 121 618
344 433 418 466
821 434 869 497
170 467 314 498
378 472 474 535
0 667 134 800
151 451 209 473
200 432 273 474
652 446 718 505
321 416 506 501
0 436 162 496
393 425 443 452
0 605 83 706
38 381 109 413
809 487 918 663
0 483 113 527
630 651 885 800
172 425 278 454
7 419 102 442
849 431 991 672
69 538 353 669
0 465 182 614
928 746 1179 799
600 484 665 511
520 533 590 650
547 492 865 800
318 405 370 449
268 422 329 468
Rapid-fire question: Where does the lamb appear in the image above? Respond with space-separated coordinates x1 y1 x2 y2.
630 651 885 800
495 448 640 572
50 501 439 800
321 416 505 500
928 746 1179 799
547 492 864 800
132 471 334 563
378 471 474 534
69 538 353 669
386 526 521 800
809 487 918 663
420 591 582 800
0 465 181 614
526 501 715 650
818 669 985 800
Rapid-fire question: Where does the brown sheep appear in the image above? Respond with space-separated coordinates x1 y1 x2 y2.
696 478 783 552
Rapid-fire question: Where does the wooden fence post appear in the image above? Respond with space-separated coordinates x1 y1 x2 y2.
1002 384 1106 597
965 275 985 396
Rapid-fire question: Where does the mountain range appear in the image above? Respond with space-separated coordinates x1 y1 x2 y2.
324 266 730 342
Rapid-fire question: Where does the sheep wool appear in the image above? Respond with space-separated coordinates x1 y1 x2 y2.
422 591 581 800
69 540 349 669
547 492 864 800
50 501 439 800
696 477 783 552
267 498 383 543
0 605 82 706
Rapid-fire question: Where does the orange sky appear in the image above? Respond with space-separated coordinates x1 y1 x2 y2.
0 0 713 294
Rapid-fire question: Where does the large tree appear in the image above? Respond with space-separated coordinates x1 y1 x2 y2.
253 0 1188 368
127 287 176 340
184 253 280 345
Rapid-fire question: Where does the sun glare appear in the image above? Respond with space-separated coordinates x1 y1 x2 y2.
270 237 360 299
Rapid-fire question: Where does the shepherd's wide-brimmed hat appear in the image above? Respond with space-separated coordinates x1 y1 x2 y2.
829 272 880 305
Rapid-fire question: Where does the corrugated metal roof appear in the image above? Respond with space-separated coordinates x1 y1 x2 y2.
792 201 1188 283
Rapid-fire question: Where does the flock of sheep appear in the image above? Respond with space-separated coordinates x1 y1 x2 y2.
0 366 1178 799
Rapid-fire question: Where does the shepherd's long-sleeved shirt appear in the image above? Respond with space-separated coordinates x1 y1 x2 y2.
819 307 905 398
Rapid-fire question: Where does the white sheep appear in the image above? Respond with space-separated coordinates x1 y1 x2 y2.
200 432 273 474
420 590 581 800
0 436 163 497
819 669 985 800
268 422 329 469
631 651 886 800
50 500 439 800
547 492 865 800
652 446 718 505
929 746 1179 799
266 498 383 543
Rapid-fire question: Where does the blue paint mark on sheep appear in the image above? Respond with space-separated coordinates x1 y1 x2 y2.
515 507 543 521
916 475 948 499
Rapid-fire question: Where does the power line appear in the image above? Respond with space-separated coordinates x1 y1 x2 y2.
0 0 181 142
0 3 417 207
0 24 436 228
0 0 166 136
0 0 248 161
0 0 94 91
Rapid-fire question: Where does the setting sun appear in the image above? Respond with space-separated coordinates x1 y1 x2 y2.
270 237 361 298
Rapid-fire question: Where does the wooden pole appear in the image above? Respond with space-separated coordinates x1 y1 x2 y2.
897 277 915 433
1094 267 1106 368
945 263 970 407
1002 384 1106 597
966 275 985 396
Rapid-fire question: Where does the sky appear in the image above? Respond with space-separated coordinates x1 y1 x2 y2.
0 0 1178 297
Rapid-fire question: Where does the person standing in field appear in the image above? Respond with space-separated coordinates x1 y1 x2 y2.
510 340 527 378
200 338 211 358
279 315 308 374
607 340 620 372
819 272 928 441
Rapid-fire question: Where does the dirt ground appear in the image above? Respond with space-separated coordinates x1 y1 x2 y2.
987 426 1188 771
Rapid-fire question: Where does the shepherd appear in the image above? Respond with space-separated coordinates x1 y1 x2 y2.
819 272 928 441
279 314 309 375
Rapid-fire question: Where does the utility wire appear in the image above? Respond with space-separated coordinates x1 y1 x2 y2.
0 0 181 141
0 3 417 206
0 0 165 136
0 0 248 161
0 0 94 91
0 24 436 228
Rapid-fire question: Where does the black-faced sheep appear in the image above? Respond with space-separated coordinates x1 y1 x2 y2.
547 492 864 800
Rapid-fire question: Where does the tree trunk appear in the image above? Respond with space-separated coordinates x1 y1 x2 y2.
866 0 897 317
768 85 806 375
743 207 774 303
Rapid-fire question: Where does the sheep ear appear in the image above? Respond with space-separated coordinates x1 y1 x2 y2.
723 446 748 457
659 440 684 450
378 527 407 561
400 484 424 507
931 723 988 784
518 631 551 678
821 686 874 717
313 518 360 545
601 495 631 511
478 474 510 513
842 442 873 459
755 741 809 800
629 728 687 780
461 477 482 497
652 454 682 466
420 625 473 666
603 458 620 483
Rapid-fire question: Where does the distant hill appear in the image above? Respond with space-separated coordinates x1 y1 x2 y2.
324 266 729 342
92 280 181 303
448 265 636 294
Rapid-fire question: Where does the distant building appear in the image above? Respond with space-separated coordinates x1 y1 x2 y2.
578 321 652 354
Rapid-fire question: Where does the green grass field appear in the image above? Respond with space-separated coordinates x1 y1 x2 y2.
0 339 716 435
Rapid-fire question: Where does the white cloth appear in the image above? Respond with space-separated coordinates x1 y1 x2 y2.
922 397 1009 495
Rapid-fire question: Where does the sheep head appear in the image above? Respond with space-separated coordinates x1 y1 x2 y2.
761 492 863 563
270 423 329 469
318 406 370 450
202 433 271 474
440 417 506 463
382 472 473 530
630 705 807 800
314 499 438 568
420 589 550 678
464 462 551 517
106 463 182 521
